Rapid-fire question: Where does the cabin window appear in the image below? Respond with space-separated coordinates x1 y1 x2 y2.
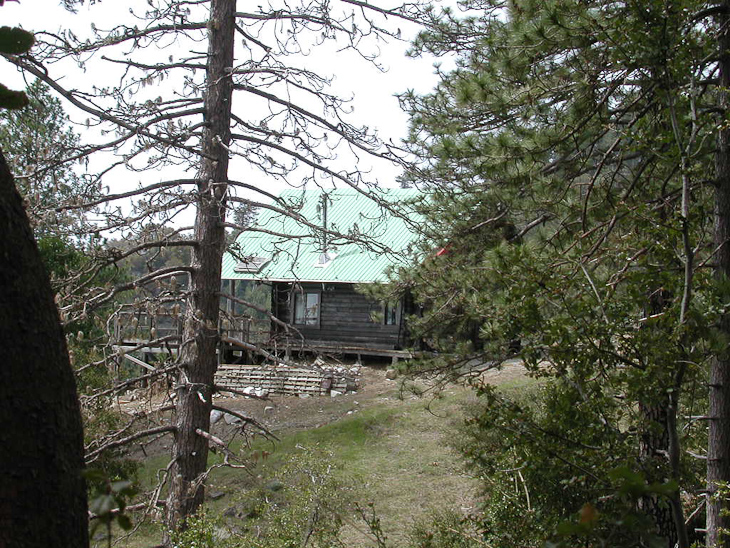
294 291 321 326
384 301 399 325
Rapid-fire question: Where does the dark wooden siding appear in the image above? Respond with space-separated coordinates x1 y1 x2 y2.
273 282 405 350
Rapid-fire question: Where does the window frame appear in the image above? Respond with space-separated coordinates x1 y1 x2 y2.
293 289 322 327
383 300 400 326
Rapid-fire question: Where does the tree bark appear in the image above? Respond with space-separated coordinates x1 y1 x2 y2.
165 0 235 535
639 401 686 548
0 148 88 547
709 3 730 546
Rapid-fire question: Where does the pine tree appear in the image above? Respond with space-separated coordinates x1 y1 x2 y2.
400 0 728 544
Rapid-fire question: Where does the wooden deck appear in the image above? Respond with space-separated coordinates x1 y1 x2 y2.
275 339 413 361
112 304 412 370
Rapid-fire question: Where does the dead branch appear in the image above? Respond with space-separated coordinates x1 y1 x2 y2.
211 405 279 441
221 336 301 367
85 425 176 463
220 292 301 339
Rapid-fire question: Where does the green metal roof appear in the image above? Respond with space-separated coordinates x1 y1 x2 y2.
222 188 423 283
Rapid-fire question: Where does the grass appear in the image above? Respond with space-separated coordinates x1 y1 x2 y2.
107 369 536 547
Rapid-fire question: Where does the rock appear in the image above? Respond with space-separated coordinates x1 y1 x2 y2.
222 506 238 518
299 393 310 399
209 490 226 501
254 388 268 398
385 368 398 380
330 390 343 398
264 406 275 414
210 409 224 425
242 386 256 396
224 413 243 426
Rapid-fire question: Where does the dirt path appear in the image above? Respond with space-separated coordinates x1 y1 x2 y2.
114 359 530 547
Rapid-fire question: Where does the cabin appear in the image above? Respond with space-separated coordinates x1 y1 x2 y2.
220 188 423 361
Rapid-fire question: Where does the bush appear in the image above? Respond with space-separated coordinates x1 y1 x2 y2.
170 512 218 548
410 509 482 548
222 448 352 548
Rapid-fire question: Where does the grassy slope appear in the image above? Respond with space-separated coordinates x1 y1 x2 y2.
111 368 532 547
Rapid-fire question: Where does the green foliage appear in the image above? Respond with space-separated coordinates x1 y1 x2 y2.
0 80 90 238
0 81 118 335
547 467 679 548
116 224 192 281
83 385 141 530
230 449 349 548
448 381 703 547
86 468 138 546
0 25 33 109
37 236 83 279
169 512 218 548
398 0 719 543
0 78 125 381
0 25 34 54
0 83 29 110
453 383 567 546
159 449 355 548
409 509 482 548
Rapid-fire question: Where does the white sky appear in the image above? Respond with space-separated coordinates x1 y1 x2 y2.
2 1 444 191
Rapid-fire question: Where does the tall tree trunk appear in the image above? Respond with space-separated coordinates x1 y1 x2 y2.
637 289 689 547
0 148 88 547
639 403 676 547
165 0 235 534
710 3 730 546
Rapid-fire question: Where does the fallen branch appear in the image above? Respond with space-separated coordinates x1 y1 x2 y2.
196 428 233 455
221 336 299 367
85 425 176 463
82 364 180 402
88 500 165 521
211 404 279 441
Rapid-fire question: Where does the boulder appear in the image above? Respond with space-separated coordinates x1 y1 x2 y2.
210 409 224 425
224 413 243 425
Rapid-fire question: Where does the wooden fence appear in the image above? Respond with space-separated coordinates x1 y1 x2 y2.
113 304 271 347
